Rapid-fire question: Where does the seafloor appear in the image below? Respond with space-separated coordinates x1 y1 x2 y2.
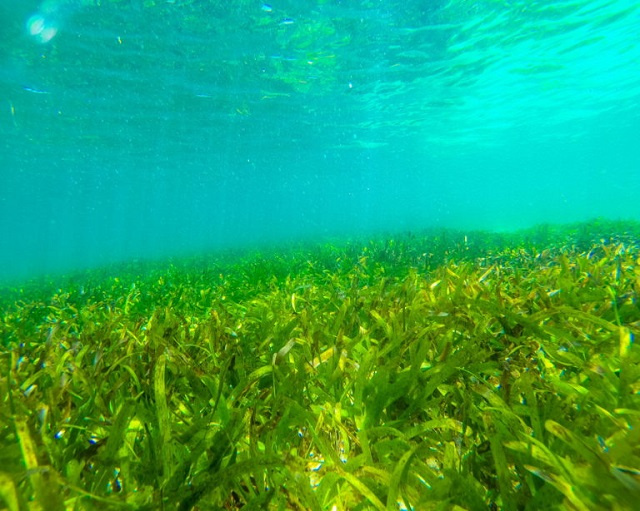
1 219 639 510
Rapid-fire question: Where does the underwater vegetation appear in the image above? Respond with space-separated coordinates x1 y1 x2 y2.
1 219 640 510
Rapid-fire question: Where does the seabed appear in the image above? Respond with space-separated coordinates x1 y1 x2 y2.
1 219 639 510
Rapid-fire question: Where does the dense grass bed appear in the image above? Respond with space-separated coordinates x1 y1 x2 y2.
1 220 640 510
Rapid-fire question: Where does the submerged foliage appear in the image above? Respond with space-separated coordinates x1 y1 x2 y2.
1 220 640 510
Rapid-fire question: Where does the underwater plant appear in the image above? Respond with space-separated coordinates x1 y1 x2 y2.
1 219 639 510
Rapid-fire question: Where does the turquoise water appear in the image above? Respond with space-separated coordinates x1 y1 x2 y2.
1 0 639 282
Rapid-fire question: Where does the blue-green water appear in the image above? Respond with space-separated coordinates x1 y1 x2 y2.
1 0 639 282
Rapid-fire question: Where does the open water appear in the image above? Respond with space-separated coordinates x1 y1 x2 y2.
1 0 639 282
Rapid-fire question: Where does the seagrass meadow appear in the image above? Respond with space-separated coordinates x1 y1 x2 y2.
1 220 640 511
